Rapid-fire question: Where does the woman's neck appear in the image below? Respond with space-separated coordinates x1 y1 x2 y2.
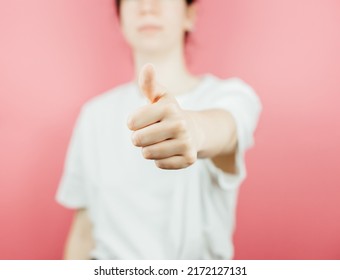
132 44 199 96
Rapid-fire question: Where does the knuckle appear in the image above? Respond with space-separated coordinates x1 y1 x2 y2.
127 117 135 130
175 119 187 134
142 148 152 159
180 139 191 151
185 151 197 166
155 160 165 169
132 133 142 146
164 103 178 116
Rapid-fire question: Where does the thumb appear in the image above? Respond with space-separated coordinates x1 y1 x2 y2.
139 63 166 103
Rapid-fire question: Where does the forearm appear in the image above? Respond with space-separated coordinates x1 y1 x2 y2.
63 209 95 260
187 109 237 159
63 231 94 260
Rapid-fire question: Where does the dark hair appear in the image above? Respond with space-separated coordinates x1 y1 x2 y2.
115 0 196 13
114 0 197 43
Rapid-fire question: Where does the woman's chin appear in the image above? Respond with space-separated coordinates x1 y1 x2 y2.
133 43 167 54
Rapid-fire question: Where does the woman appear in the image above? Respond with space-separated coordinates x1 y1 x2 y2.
56 0 262 259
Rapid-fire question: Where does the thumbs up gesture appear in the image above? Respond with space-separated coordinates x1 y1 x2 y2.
127 63 201 169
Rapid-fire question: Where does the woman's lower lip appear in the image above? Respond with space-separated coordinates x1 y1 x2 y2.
139 27 161 32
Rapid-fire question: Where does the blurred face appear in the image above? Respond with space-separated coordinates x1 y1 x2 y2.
119 0 195 53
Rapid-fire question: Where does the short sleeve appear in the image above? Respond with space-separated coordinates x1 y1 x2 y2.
204 77 262 190
55 105 90 209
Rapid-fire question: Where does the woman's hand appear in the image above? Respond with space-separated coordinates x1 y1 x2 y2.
127 63 203 170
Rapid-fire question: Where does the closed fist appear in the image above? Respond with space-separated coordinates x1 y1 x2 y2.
127 63 200 169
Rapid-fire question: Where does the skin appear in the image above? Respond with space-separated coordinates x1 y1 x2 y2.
121 0 200 96
63 0 238 259
122 0 238 170
63 209 94 259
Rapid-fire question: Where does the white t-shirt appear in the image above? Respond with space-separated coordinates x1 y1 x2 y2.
55 73 262 260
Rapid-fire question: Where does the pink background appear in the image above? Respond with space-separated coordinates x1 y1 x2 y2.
1 0 339 259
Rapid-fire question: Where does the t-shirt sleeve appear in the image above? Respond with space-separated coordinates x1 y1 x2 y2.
204 77 262 190
55 105 90 209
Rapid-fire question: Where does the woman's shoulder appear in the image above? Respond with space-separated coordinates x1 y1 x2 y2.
191 73 258 102
204 73 254 90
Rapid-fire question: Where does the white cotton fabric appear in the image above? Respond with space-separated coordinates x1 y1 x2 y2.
55 73 262 260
